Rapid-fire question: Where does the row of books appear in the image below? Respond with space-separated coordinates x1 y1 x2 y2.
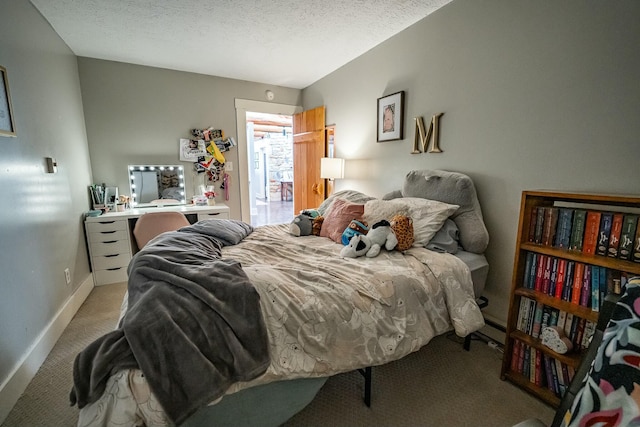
517 297 596 351
528 206 640 262
522 252 627 310
511 339 576 398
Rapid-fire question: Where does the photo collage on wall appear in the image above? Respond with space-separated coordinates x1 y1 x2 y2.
179 127 236 200
179 127 236 180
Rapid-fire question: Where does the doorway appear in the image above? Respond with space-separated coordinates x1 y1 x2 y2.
246 111 294 226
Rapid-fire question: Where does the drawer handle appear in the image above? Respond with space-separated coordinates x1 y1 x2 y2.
205 213 220 216
100 231 117 234
106 267 123 271
102 240 118 244
98 221 116 224
104 254 120 258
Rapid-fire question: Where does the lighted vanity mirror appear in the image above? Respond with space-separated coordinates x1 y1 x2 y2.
128 165 186 207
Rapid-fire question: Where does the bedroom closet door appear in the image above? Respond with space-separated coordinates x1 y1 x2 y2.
292 106 326 214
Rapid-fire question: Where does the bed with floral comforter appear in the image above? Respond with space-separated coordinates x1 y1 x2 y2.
75 219 484 427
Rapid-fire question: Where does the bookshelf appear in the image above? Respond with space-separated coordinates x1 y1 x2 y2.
501 190 640 407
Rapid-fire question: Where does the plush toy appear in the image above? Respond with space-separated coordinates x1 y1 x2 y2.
365 220 398 257
341 219 369 245
340 234 372 258
289 213 314 236
390 215 414 252
312 216 324 236
340 220 398 258
302 209 321 219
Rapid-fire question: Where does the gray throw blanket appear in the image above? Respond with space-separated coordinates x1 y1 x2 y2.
70 219 269 425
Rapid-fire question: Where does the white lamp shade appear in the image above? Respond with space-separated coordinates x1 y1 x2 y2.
320 157 344 179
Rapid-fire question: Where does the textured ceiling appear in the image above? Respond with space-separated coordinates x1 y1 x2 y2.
30 0 452 89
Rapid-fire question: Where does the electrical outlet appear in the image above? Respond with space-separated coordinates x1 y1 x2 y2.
226 161 233 171
64 268 71 285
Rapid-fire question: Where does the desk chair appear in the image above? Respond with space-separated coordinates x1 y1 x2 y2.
133 211 190 249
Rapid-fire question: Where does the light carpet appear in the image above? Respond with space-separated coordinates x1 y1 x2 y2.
2 282 554 427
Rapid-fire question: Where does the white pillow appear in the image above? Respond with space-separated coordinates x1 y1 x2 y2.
363 198 459 247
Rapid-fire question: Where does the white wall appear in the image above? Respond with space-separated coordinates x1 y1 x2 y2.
301 0 640 325
77 58 302 218
0 0 93 420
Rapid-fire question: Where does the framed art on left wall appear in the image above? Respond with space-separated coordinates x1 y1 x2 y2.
0 65 17 137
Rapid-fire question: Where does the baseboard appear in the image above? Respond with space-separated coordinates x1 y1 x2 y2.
0 274 94 424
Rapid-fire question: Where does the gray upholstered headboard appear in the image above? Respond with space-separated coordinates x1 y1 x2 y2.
383 170 489 254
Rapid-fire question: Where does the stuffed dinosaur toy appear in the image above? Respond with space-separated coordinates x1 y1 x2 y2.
340 220 397 258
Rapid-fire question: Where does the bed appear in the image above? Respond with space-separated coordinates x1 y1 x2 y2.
71 169 490 427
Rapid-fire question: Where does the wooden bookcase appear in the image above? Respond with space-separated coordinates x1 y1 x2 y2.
501 190 640 407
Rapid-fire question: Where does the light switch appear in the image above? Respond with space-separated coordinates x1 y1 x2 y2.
226 162 233 171
46 157 58 173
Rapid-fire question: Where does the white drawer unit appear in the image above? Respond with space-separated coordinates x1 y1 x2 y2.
197 210 230 221
85 218 132 286
84 203 231 286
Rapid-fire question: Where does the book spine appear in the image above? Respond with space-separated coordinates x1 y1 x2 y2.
535 207 545 244
591 265 600 311
511 340 521 372
571 263 584 305
618 214 639 260
531 302 544 338
632 223 640 263
564 313 574 338
574 318 586 350
555 208 574 249
535 254 546 292
608 213 624 257
528 207 538 243
569 316 580 348
583 211 602 255
580 265 591 307
541 207 559 246
516 298 525 331
555 358 567 396
557 310 567 331
519 342 527 374
523 252 534 289
543 355 555 394
549 257 559 297
596 212 613 256
582 321 596 350
570 210 587 251
549 355 560 396
599 266 608 303
549 307 559 326
555 259 566 299
529 253 538 289
535 349 543 387
540 305 551 332
542 255 552 295
563 261 575 302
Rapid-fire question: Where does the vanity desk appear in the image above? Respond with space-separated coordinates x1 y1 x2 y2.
84 203 230 285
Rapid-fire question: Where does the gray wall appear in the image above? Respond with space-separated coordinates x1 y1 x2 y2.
0 0 92 389
302 0 640 324
78 58 302 218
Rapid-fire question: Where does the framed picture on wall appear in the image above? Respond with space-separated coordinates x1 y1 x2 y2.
377 91 404 142
0 65 17 137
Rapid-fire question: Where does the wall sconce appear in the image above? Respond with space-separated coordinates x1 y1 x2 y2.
320 157 344 196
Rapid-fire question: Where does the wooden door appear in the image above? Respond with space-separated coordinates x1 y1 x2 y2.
292 106 326 214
